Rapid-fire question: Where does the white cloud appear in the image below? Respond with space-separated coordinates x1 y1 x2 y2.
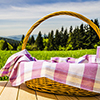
0 1 100 36
0 1 100 20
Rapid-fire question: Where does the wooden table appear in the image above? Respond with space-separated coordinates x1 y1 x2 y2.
0 81 100 100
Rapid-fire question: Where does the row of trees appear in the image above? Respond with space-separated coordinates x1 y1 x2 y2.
0 19 100 51
17 19 100 51
68 19 100 50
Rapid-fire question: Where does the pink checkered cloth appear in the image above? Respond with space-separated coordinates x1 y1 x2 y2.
0 48 100 93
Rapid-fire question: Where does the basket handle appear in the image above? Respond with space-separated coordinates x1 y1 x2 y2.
22 11 100 50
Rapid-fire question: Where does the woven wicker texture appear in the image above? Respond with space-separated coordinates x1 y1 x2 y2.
25 77 99 96
23 11 100 96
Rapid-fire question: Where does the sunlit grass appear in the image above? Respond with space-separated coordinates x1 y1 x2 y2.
29 49 96 60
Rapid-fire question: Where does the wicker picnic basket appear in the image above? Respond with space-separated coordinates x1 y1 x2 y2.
22 11 100 96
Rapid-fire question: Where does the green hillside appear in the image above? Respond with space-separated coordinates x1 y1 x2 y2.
0 37 20 45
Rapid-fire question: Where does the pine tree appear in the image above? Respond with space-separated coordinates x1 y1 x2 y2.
69 25 73 44
44 33 48 39
87 19 98 48
47 30 54 50
61 26 64 32
68 26 73 49
79 24 85 49
54 29 60 50
62 28 69 47
94 19 100 43
69 26 73 34
59 30 63 47
71 27 80 49
29 35 35 45
31 35 35 44
85 19 100 49
21 35 25 43
35 31 44 50
94 19 100 28
3 40 8 50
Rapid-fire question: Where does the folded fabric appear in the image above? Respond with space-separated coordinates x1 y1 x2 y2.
51 54 96 63
0 48 100 94
0 49 36 77
96 46 100 63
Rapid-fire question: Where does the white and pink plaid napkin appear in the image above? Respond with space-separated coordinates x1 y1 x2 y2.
0 47 100 94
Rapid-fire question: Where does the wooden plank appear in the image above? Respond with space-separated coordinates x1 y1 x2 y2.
18 83 36 100
36 91 57 100
0 81 100 100
56 95 78 100
77 96 98 100
95 95 100 100
0 81 8 95
0 81 19 100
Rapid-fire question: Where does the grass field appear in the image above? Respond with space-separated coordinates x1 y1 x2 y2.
0 49 97 80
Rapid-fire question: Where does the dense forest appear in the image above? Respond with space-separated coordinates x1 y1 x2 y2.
0 19 100 51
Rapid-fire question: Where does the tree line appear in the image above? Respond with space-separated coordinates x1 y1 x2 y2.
0 19 100 51
0 37 19 50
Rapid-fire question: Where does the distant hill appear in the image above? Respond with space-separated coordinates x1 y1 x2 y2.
0 34 42 45
0 37 20 45
5 35 22 41
5 34 38 41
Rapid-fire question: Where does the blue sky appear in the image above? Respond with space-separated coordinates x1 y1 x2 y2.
0 0 100 36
